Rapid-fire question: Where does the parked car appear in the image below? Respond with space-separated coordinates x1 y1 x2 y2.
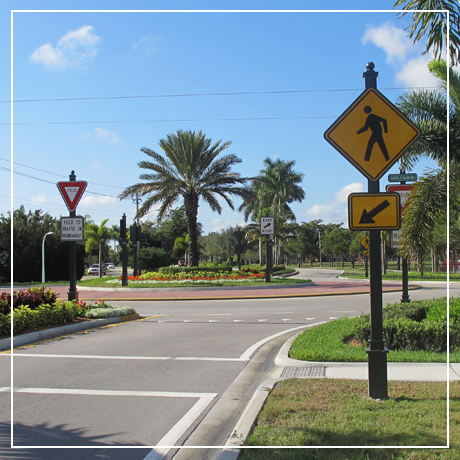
88 264 107 275
178 260 186 267
105 263 115 270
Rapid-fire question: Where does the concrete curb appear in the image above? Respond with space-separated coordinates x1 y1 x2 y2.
0 315 138 351
217 325 458 459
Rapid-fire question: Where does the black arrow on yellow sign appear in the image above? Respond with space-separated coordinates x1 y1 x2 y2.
359 200 390 224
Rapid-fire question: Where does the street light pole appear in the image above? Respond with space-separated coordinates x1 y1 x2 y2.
42 232 54 283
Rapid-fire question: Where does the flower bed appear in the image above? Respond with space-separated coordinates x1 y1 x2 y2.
106 270 267 284
0 288 138 337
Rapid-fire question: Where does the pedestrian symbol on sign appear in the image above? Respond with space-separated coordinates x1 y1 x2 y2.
357 106 389 162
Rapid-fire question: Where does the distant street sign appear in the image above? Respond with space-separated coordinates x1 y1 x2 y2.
361 235 369 249
260 217 275 235
60 217 84 241
324 88 420 181
348 193 401 230
388 173 417 182
386 184 414 210
57 181 88 212
391 230 402 249
363 250 370 256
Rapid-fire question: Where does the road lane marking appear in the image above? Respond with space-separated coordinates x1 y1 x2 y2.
143 394 216 459
306 318 316 320
282 319 291 321
11 354 247 362
208 320 219 322
258 319 267 322
233 320 243 322
239 324 322 361
329 316 339 319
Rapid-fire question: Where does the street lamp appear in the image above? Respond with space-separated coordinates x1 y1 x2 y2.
42 232 54 283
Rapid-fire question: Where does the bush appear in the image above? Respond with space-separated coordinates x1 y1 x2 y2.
84 306 136 318
158 266 232 275
0 301 80 336
0 287 59 315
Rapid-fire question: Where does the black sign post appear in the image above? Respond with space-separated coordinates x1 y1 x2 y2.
363 63 389 400
119 214 128 286
68 171 78 301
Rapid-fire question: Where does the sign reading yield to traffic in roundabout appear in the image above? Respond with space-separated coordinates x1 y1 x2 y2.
324 88 420 181
348 193 401 230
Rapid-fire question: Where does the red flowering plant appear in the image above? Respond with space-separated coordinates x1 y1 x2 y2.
75 299 111 316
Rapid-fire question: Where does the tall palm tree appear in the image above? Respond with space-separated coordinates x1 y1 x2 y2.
85 219 115 278
394 0 460 64
119 130 248 267
397 59 460 269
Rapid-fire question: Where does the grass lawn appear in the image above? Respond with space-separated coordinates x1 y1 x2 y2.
77 276 311 288
240 379 455 458
289 316 456 363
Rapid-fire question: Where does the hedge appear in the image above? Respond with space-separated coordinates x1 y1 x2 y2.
1 301 80 336
158 266 233 275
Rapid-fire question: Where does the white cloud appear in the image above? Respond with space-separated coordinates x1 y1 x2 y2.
94 127 122 144
29 25 100 69
31 193 48 204
132 36 163 55
333 182 364 203
78 133 91 140
395 55 438 87
305 182 365 225
80 195 118 207
362 22 438 88
362 22 412 63
305 204 346 225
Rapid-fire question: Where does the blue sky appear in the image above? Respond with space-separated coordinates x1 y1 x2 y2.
1 1 443 234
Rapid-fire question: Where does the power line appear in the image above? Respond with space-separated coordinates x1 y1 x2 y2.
0 157 125 189
3 116 336 126
0 86 435 104
0 166 119 198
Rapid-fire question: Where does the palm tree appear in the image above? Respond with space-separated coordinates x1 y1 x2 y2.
119 130 249 267
397 59 460 270
394 0 460 64
85 218 115 278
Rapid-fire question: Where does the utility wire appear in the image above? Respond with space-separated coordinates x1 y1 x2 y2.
2 116 336 126
0 157 125 189
0 166 119 198
0 86 435 103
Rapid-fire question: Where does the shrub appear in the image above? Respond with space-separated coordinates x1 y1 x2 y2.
84 306 136 318
0 287 60 314
158 266 233 275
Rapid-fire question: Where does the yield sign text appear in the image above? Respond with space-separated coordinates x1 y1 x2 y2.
57 181 88 212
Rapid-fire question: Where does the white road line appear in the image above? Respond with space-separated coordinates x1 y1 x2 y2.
329 316 339 319
10 387 217 399
183 320 193 322
306 318 316 320
258 319 267 322
208 320 219 322
143 394 216 459
233 320 243 322
11 354 247 362
282 319 291 321
239 325 316 361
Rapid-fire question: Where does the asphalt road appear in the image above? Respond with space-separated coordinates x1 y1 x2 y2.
0 268 453 460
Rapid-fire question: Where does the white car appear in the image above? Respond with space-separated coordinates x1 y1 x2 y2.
106 263 115 270
88 264 107 275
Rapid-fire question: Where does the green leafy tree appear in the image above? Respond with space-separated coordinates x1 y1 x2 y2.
120 130 248 267
394 0 460 64
85 219 116 278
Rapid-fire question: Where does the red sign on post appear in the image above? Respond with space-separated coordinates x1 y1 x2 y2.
57 181 87 212
385 184 414 210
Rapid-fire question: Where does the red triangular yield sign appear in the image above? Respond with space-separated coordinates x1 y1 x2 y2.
57 181 88 212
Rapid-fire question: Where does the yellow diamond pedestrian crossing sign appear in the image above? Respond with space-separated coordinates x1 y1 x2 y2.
324 88 420 181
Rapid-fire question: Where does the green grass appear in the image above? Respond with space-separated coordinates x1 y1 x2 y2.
77 276 311 288
240 379 454 458
289 316 452 363
339 267 454 282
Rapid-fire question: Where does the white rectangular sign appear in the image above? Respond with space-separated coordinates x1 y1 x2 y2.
260 217 275 235
391 230 402 249
61 217 85 241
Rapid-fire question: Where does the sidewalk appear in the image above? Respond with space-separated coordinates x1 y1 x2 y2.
218 327 457 460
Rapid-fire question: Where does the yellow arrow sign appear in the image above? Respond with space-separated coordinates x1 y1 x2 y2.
360 235 369 248
363 250 370 256
348 193 401 230
324 88 420 181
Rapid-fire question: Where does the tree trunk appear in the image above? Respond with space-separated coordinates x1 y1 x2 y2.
185 194 200 267
98 243 102 278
